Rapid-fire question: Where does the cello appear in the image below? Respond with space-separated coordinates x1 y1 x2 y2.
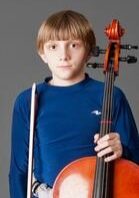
52 19 139 198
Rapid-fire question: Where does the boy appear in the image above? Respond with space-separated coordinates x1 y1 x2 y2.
9 10 139 198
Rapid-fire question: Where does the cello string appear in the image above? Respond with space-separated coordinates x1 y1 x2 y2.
104 66 115 198
104 68 112 198
101 71 109 197
94 63 115 198
100 68 111 197
94 70 107 197
104 70 111 198
99 64 114 198
94 70 108 198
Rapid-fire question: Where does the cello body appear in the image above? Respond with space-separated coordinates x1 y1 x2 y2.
53 157 139 198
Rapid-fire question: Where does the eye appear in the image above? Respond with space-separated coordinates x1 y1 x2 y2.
70 41 81 49
46 43 57 50
71 43 78 48
49 44 57 50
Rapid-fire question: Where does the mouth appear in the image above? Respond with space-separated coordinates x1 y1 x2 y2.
57 65 72 69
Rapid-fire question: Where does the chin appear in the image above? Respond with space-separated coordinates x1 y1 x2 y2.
54 68 84 82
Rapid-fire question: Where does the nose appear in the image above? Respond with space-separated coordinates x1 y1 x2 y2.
59 46 70 61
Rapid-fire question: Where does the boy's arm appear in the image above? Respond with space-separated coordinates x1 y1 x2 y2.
9 92 30 198
113 90 139 164
93 90 139 164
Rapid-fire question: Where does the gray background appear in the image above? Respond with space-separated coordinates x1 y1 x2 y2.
0 0 139 197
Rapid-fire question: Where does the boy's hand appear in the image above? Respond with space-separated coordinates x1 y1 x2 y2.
94 133 123 162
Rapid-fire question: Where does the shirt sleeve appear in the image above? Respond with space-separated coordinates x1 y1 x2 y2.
113 88 139 164
9 91 31 198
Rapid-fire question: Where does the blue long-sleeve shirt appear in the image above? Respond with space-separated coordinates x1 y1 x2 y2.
9 74 139 198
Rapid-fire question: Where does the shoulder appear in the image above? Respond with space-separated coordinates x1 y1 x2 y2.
13 81 45 111
88 76 128 104
89 76 125 95
113 86 128 106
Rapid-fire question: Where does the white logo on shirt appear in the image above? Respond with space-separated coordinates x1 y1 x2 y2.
91 110 101 115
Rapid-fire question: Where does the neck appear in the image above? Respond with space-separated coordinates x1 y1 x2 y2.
49 73 86 87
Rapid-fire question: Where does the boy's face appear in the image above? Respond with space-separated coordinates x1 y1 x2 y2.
40 39 90 85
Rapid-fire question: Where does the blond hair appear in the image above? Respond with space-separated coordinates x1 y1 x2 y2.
36 10 96 55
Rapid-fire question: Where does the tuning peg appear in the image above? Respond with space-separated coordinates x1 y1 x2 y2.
87 62 104 68
120 44 138 50
92 46 106 57
119 55 137 63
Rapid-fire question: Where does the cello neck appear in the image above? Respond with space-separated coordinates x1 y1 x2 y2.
100 63 115 138
92 62 115 198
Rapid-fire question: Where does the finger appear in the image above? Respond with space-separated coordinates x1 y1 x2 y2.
94 133 99 143
97 143 122 159
104 151 122 162
94 139 114 151
95 136 122 151
97 146 114 157
97 133 120 144
97 143 122 157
